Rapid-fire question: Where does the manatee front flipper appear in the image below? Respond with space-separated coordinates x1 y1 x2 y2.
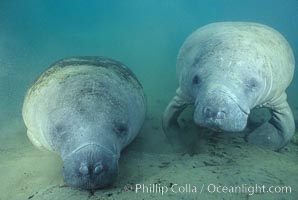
162 88 191 149
246 93 295 151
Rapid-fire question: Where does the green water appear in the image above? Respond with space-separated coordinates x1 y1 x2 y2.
0 0 298 199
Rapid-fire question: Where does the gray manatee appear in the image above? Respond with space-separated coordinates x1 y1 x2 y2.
163 22 295 150
22 56 146 189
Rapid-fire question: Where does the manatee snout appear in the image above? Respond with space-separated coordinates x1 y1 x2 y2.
62 144 119 190
193 88 249 132
202 106 226 120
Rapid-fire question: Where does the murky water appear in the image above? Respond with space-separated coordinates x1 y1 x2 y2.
1 0 298 199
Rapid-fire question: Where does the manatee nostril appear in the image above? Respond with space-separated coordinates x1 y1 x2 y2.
94 163 103 174
79 164 89 175
216 111 226 119
203 107 226 119
203 107 213 118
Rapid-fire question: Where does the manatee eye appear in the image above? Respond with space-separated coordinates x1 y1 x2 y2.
192 75 201 85
54 124 66 133
245 78 259 89
114 122 128 137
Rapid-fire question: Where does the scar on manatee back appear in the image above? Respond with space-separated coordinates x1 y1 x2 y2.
28 56 143 96
53 56 142 88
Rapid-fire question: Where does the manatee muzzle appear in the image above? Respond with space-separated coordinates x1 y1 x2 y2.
62 143 120 190
194 88 249 132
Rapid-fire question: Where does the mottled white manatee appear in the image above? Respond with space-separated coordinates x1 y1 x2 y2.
22 57 146 189
163 22 295 151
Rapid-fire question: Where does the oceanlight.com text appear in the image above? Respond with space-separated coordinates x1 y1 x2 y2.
129 183 292 196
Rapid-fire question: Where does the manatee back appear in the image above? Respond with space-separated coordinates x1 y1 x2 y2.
22 57 146 153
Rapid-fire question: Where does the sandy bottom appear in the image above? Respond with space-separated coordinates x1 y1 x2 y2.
1 1 298 198
1 90 298 200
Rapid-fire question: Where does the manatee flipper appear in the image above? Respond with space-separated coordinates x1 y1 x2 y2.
246 93 295 150
162 88 191 146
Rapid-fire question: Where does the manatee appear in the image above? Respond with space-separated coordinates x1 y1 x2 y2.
163 22 295 150
22 56 146 189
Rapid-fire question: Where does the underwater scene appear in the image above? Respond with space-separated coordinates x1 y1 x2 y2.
0 0 298 199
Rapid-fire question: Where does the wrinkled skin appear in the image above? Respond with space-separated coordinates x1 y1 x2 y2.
62 144 118 189
163 22 295 151
22 57 146 190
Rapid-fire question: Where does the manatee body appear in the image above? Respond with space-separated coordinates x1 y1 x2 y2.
163 22 295 150
22 57 146 189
